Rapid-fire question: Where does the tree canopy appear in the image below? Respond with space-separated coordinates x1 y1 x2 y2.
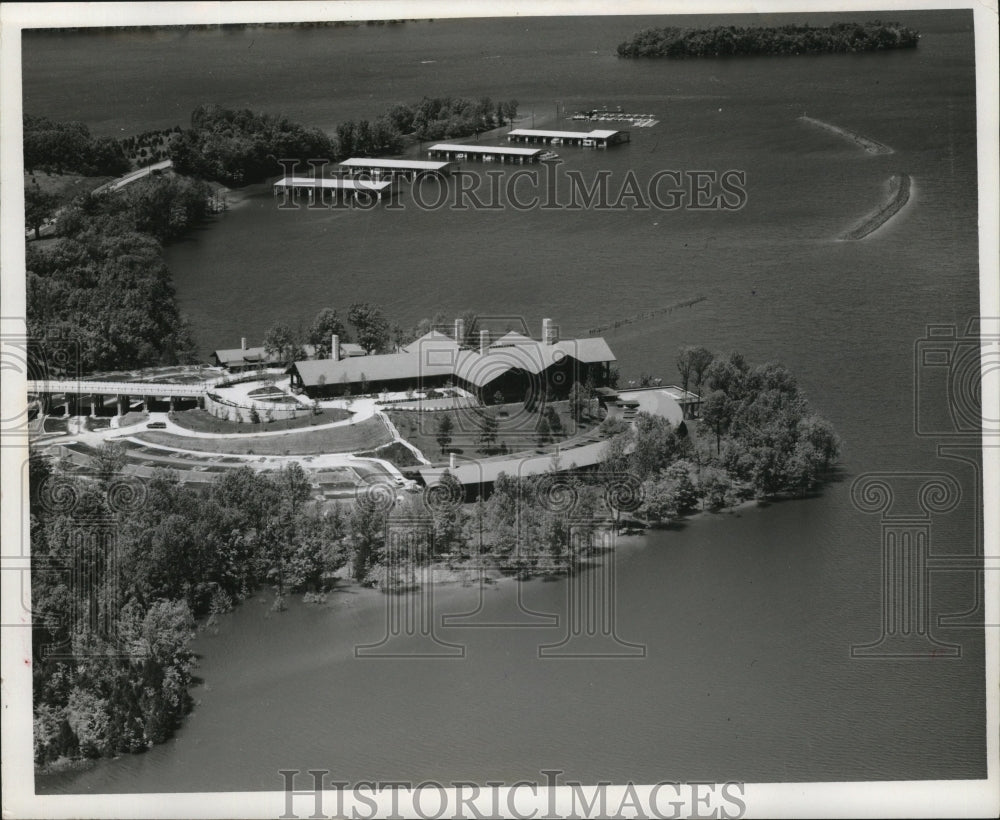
617 21 920 58
26 175 209 372
23 114 130 176
348 302 391 354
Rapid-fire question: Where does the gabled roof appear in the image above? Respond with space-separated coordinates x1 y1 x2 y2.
213 346 268 366
419 438 613 486
340 158 453 172
289 332 615 389
508 128 624 140
428 143 545 157
214 345 318 368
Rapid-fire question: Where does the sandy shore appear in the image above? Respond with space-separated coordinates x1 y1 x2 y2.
799 115 893 155
840 173 912 240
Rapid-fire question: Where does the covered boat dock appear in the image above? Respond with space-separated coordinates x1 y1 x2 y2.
273 176 394 203
339 157 456 180
507 128 630 148
427 143 546 163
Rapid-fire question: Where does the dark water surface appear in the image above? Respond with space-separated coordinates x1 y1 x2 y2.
24 10 984 791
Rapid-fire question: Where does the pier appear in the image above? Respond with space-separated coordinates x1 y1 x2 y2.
572 111 659 128
427 143 545 163
507 128 630 147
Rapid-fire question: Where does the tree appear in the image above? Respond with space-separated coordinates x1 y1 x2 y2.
307 307 349 358
665 461 699 513
704 352 750 397
478 412 499 453
676 345 715 394
430 471 467 554
676 347 695 392
350 498 386 582
567 382 589 421
536 417 552 447
629 412 682 480
436 415 454 454
638 473 680 523
700 389 733 454
544 405 563 437
24 186 60 240
262 321 299 365
698 466 735 510
95 441 126 486
348 302 390 354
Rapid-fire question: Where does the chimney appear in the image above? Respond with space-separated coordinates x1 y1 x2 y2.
479 328 490 355
542 318 558 345
331 333 341 361
454 317 465 344
449 452 456 469
240 336 247 350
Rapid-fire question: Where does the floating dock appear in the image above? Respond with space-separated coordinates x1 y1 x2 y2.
507 128 630 147
572 112 658 128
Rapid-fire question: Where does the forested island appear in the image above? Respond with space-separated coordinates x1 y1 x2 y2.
616 21 919 58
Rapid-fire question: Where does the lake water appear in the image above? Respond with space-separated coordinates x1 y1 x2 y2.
24 10 985 791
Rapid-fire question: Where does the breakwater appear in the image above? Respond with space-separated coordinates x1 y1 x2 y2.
587 295 707 335
799 115 893 155
840 173 912 240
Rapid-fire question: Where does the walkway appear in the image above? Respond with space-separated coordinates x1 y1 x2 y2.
91 159 173 195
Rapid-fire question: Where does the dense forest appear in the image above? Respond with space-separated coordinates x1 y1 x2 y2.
23 115 131 176
26 175 210 372
29 456 347 766
616 21 920 58
169 105 339 186
170 98 518 185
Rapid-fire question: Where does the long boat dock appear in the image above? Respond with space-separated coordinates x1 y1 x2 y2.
339 158 457 180
273 176 394 202
427 143 546 163
507 128 630 147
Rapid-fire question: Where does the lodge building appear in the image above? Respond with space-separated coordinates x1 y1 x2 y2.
286 318 616 403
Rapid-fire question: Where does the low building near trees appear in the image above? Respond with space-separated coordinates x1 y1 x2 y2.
211 338 346 372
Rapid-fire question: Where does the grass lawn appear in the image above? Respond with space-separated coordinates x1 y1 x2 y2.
24 171 114 206
42 417 69 434
135 416 392 455
355 441 422 469
387 400 601 462
171 407 350 435
120 411 149 427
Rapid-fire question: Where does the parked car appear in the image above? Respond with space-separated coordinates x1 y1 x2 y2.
146 421 167 429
